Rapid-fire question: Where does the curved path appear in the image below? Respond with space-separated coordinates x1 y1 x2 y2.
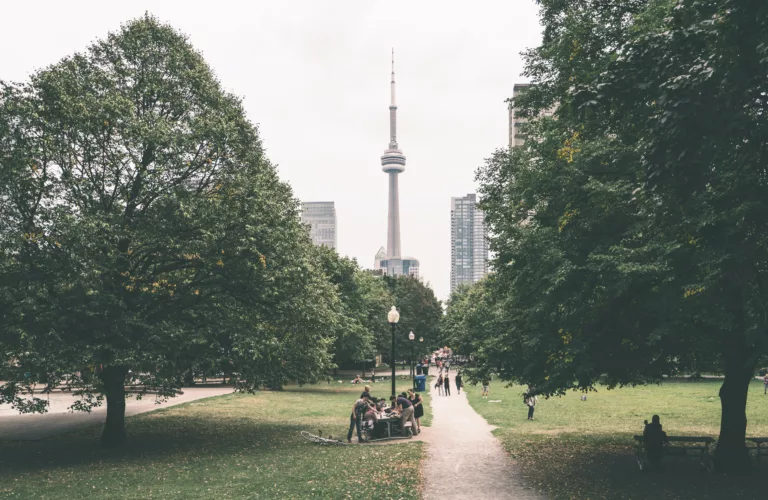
0 387 232 440
421 384 544 499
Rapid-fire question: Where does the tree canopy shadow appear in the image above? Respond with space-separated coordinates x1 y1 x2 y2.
0 413 307 477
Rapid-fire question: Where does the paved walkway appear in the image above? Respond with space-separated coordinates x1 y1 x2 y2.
421 385 544 499
0 387 232 440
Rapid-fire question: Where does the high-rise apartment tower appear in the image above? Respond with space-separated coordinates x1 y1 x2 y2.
450 194 488 293
300 201 337 249
509 83 531 148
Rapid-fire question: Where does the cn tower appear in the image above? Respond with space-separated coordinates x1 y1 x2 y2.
376 49 419 278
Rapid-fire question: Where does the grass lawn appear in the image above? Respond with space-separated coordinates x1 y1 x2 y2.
466 378 768 500
0 380 429 499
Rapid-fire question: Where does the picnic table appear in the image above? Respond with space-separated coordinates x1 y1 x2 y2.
633 435 714 472
363 413 413 442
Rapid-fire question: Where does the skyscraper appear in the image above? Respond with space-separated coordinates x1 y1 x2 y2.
376 50 419 279
509 83 531 148
450 194 488 293
300 201 337 249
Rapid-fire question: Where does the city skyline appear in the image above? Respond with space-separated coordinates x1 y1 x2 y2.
0 0 543 300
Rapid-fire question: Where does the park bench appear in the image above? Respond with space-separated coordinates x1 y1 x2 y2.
746 437 768 462
634 435 714 472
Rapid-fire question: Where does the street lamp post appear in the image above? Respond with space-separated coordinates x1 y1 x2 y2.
387 306 400 398
409 331 415 389
420 337 427 377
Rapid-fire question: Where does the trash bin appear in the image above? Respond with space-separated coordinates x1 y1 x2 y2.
416 363 423 375
415 374 427 392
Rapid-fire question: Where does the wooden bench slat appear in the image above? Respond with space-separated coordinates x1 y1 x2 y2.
634 435 714 443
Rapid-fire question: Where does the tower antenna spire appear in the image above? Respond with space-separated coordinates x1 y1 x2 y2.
390 48 396 108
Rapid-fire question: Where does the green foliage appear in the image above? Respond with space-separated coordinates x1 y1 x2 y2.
470 0 768 470
312 245 393 367
381 276 443 362
0 15 336 417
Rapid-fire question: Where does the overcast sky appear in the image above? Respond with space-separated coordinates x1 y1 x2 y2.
2 0 542 300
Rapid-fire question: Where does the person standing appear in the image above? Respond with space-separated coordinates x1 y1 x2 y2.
525 393 538 420
348 397 370 443
763 374 768 395
443 373 451 396
455 372 463 395
391 393 417 435
435 373 444 396
481 378 490 399
407 389 424 434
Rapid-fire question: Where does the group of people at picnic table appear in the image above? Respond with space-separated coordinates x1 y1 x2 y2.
347 385 424 443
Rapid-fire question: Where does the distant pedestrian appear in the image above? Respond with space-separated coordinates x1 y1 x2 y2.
525 393 538 420
481 379 490 399
444 373 451 396
435 374 444 396
455 373 463 394
763 374 768 394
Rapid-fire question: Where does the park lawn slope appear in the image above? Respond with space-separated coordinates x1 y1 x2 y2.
466 379 768 500
0 382 425 500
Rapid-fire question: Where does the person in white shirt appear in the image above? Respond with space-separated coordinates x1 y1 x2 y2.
524 393 539 420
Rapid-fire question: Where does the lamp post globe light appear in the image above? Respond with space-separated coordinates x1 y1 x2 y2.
388 306 400 398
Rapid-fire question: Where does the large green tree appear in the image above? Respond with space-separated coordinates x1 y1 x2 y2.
380 276 443 366
0 15 337 446
312 246 393 369
474 0 768 472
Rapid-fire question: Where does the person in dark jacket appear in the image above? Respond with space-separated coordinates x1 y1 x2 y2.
443 373 451 396
455 372 463 394
643 415 668 470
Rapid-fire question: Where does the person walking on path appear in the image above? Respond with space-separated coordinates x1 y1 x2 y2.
455 372 463 394
408 389 424 434
443 373 451 396
481 378 490 399
524 393 538 420
435 374 444 396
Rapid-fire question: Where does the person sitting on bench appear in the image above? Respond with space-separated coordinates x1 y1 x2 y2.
643 414 668 469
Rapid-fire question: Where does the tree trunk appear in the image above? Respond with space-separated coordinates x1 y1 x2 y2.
100 366 128 447
714 352 753 473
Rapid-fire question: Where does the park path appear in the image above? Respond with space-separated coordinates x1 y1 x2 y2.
421 382 544 500
0 386 232 440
